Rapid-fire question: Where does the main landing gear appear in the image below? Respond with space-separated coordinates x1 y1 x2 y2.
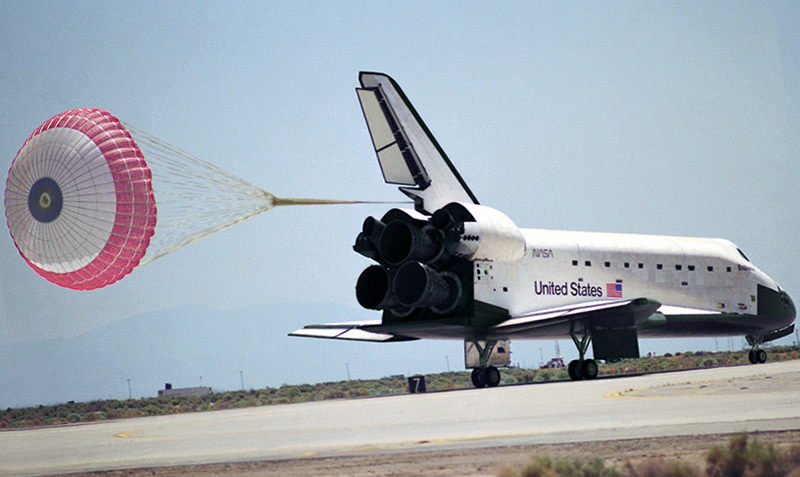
470 340 502 388
568 323 598 381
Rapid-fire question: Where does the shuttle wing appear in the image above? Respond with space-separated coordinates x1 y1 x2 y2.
289 320 419 343
357 72 478 214
491 298 662 337
291 299 662 342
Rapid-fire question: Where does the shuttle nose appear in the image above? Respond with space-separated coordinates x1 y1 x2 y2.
757 284 796 330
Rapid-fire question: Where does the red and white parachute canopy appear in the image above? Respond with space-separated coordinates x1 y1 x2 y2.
4 108 156 290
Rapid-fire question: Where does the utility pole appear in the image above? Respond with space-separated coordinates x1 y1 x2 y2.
240 370 244 390
445 355 450 372
346 363 351 381
127 379 132 400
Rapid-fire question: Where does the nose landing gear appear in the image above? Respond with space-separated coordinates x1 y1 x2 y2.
746 334 768 364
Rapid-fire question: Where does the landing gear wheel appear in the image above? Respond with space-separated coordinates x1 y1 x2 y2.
749 349 768 364
581 359 599 380
471 368 486 388
483 366 501 387
568 360 583 381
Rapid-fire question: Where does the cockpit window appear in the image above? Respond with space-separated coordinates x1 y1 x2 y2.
737 248 750 262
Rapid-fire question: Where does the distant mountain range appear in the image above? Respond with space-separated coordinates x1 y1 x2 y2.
0 302 462 408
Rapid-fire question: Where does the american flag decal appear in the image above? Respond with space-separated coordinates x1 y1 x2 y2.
606 283 622 298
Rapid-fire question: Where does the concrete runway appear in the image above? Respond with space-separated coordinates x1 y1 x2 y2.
2 361 799 477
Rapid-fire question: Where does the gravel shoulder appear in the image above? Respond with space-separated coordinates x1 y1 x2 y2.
58 430 800 477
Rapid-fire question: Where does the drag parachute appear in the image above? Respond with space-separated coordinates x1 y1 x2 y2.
6 108 379 291
5 109 156 290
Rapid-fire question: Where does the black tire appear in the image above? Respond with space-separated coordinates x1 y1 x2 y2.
484 366 501 387
582 359 599 380
568 360 583 381
471 368 486 388
757 349 768 364
748 350 758 364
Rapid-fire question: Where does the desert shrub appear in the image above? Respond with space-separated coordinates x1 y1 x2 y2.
624 458 699 477
499 434 800 477
502 375 519 385
82 412 101 422
702 359 719 368
707 433 800 477
535 370 554 383
322 390 345 400
498 455 620 477
349 387 371 398
66 413 81 423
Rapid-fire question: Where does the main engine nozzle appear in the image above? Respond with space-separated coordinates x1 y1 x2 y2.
393 261 462 310
355 265 398 310
379 220 439 265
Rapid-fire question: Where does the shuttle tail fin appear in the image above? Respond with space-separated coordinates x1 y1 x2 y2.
357 72 478 214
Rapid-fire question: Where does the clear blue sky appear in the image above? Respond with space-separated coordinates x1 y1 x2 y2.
0 1 798 406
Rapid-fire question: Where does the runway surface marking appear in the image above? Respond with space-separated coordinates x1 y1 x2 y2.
607 369 800 399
